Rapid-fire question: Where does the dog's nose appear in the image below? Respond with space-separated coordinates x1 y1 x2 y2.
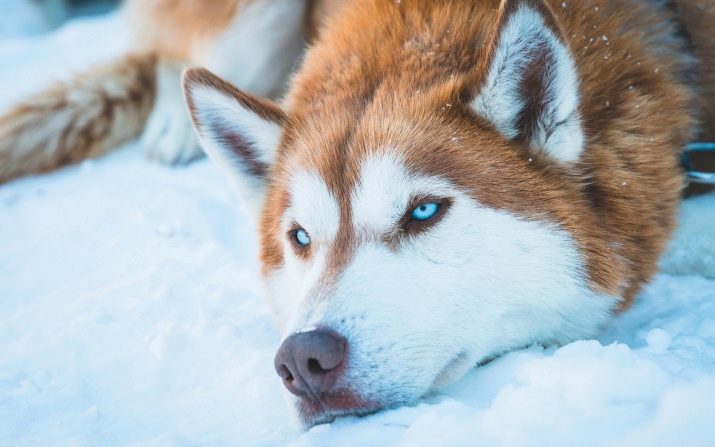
274 329 346 399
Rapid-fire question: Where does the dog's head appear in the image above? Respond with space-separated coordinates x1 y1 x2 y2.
184 0 619 426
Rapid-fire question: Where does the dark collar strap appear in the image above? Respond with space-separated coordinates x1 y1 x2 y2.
682 143 715 185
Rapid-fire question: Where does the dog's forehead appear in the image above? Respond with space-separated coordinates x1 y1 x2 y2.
282 152 407 232
271 91 503 238
283 151 455 236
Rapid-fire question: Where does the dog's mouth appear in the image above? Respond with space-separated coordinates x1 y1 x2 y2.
295 355 477 427
289 349 481 427
295 388 382 426
275 329 482 427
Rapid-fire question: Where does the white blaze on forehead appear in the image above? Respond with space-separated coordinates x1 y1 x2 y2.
351 152 452 233
285 170 340 242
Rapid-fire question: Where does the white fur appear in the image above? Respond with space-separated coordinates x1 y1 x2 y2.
284 170 341 243
269 153 618 421
264 171 341 328
142 61 203 165
351 152 453 233
187 84 281 215
196 0 307 98
471 4 583 163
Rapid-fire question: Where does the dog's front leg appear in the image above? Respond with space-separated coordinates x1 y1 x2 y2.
140 60 202 165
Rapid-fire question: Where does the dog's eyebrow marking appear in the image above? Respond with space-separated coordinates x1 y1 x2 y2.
351 152 414 233
351 152 454 235
286 170 340 243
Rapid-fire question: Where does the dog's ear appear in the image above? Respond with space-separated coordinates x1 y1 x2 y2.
183 68 287 215
470 0 583 163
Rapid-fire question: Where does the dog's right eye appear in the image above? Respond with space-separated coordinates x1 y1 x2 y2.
401 196 451 230
410 202 440 221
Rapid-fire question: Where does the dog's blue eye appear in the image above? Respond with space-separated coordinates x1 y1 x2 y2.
411 202 440 221
294 228 311 247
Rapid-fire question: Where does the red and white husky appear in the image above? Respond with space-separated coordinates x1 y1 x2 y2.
1 0 714 427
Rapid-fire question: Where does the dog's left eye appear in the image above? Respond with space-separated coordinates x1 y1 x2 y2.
293 228 311 247
410 202 440 221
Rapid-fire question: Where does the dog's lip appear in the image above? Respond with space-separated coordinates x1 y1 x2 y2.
427 349 472 392
295 350 477 427
296 389 380 426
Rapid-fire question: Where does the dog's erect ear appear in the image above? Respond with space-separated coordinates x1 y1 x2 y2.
471 0 583 163
183 68 287 215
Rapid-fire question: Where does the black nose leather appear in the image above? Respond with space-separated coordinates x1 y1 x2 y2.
274 329 346 400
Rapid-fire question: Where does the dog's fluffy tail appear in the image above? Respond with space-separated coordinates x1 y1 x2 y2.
0 52 157 183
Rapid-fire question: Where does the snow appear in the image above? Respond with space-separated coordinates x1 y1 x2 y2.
660 192 715 277
1 12 715 447
0 12 130 114
0 0 57 39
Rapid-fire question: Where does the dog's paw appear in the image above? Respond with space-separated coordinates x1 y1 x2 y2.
140 61 204 165
141 101 203 165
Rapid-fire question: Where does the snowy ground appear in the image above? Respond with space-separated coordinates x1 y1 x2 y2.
2 11 715 447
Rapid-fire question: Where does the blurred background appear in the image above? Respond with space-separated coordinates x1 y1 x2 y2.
0 0 120 39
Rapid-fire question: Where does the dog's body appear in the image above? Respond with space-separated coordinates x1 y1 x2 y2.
0 0 310 178
1 0 714 427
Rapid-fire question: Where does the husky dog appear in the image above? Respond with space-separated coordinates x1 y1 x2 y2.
1 0 714 427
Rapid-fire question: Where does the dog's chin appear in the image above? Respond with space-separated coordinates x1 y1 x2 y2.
295 389 383 427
